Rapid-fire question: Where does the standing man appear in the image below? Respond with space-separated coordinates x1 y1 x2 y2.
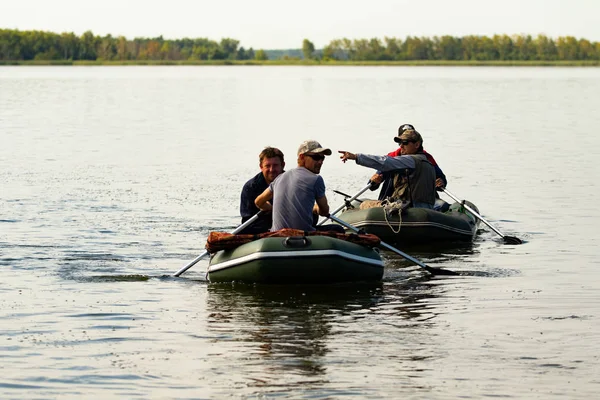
239 147 285 234
255 140 344 233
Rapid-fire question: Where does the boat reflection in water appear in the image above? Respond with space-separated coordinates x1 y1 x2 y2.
204 277 449 392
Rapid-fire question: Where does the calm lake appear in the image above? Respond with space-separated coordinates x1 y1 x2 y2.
1 65 599 399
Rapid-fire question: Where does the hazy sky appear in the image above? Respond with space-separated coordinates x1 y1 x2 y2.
2 0 599 49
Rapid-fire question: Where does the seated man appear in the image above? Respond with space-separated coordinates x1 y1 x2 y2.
255 140 344 233
339 129 436 209
239 147 285 234
371 123 448 211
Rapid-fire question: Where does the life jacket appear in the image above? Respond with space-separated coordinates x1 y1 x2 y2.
388 154 436 206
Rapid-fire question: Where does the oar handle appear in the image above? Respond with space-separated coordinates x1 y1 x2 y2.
173 210 264 277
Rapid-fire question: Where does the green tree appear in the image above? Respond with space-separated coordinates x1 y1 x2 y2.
79 30 98 60
97 34 117 60
352 39 371 60
159 42 171 60
58 32 79 60
514 35 536 60
116 36 130 60
578 38 595 60
220 38 239 59
368 37 385 60
146 40 161 60
492 34 514 60
0 29 23 59
254 49 268 60
322 39 347 60
402 36 433 60
535 34 557 60
383 37 402 60
302 39 315 59
434 35 461 60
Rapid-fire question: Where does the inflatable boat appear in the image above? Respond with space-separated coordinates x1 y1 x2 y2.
206 229 384 284
336 201 480 244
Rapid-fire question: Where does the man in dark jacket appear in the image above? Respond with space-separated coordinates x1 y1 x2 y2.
239 147 284 234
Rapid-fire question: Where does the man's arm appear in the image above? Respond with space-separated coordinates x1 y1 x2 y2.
423 151 447 188
240 181 257 221
315 195 330 217
254 187 273 211
356 153 416 172
435 165 447 189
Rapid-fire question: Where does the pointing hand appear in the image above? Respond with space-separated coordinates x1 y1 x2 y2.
338 151 356 163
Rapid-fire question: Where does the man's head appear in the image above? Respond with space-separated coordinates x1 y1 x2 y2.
394 129 423 155
297 140 332 174
259 147 285 184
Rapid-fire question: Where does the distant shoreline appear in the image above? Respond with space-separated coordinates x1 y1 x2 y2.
1 60 598 67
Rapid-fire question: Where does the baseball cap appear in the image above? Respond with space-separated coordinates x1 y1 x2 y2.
297 140 332 156
394 129 423 144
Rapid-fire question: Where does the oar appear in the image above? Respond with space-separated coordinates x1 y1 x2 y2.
333 189 364 203
318 181 372 226
328 215 459 276
173 211 264 277
441 188 523 245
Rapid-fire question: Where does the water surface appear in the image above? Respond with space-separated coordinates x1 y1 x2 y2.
1 66 599 398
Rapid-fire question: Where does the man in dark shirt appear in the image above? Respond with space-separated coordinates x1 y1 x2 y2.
239 147 285 234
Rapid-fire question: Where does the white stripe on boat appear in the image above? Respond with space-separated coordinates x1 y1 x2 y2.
209 249 384 272
348 219 474 235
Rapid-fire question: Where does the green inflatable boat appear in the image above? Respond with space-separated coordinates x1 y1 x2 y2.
336 201 480 244
207 234 384 284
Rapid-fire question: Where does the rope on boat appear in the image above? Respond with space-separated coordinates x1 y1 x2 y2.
383 202 403 234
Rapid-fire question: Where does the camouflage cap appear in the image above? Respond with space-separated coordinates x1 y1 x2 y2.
297 140 332 156
394 129 423 144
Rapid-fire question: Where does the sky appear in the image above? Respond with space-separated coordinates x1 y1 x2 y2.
2 0 599 49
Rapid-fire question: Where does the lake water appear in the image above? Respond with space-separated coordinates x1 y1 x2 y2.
1 65 599 399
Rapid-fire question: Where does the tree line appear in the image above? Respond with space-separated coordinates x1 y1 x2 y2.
315 34 600 61
1 29 599 62
0 29 268 61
